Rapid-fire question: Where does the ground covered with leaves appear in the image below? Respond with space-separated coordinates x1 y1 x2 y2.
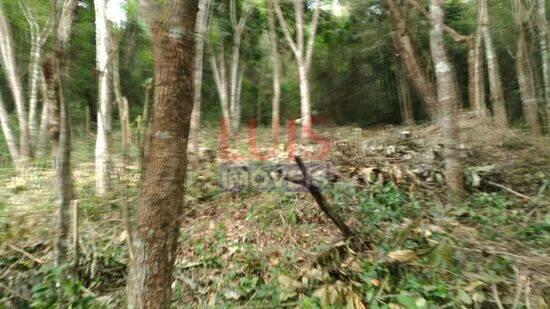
1 119 549 308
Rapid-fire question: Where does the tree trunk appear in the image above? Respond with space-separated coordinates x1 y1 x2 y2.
94 0 112 196
480 0 507 128
297 60 312 137
0 2 31 163
429 0 464 202
386 0 438 119
397 67 414 125
470 1 487 119
536 0 550 124
36 72 50 158
189 0 211 153
512 0 542 136
42 0 77 267
43 55 74 266
112 36 132 156
210 52 231 134
267 0 281 143
126 0 197 307
0 90 21 167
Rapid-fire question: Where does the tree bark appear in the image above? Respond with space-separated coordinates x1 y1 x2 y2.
0 2 31 163
480 0 508 128
274 0 319 138
126 0 197 307
189 0 211 152
512 0 542 136
386 0 438 119
429 0 464 202
94 0 112 196
267 0 281 143
536 0 550 124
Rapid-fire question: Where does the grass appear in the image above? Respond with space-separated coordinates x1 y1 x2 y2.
0 123 549 307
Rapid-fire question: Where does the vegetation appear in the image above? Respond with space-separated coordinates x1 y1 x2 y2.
0 0 549 307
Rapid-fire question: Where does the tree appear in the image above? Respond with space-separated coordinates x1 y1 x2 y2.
189 0 212 152
469 0 487 118
429 0 464 201
267 0 282 143
209 0 253 135
126 0 198 306
94 0 112 196
19 0 53 148
0 90 20 165
41 0 78 266
385 0 438 119
112 29 132 156
480 0 508 128
511 0 541 136
274 0 320 138
0 1 31 164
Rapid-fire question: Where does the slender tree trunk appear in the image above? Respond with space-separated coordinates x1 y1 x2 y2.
386 0 438 119
0 91 21 167
126 0 197 307
43 56 74 266
210 52 231 133
189 0 211 152
512 0 542 136
429 0 464 202
470 1 487 119
297 60 312 136
112 36 132 155
397 67 414 125
480 0 508 128
36 72 50 157
230 33 242 133
0 2 31 163
94 0 112 196
267 0 281 143
536 0 550 123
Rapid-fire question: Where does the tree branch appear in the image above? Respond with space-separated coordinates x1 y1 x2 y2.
274 0 300 58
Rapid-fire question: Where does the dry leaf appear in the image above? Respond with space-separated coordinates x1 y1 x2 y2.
387 250 417 263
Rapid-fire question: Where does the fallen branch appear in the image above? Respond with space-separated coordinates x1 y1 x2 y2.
292 156 354 238
7 243 44 264
486 181 534 202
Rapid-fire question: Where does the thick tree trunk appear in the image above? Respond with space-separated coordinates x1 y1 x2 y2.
94 0 112 196
0 2 31 163
297 61 312 136
537 0 550 123
429 0 464 202
0 91 20 167
397 67 414 125
189 0 211 152
267 0 281 143
386 0 438 119
480 0 508 128
126 0 197 307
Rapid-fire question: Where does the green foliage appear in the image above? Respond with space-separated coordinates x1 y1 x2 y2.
30 264 101 308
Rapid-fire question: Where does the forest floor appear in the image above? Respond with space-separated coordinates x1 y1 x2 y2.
0 117 549 308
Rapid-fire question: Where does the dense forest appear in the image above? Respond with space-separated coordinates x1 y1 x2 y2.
0 0 549 307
